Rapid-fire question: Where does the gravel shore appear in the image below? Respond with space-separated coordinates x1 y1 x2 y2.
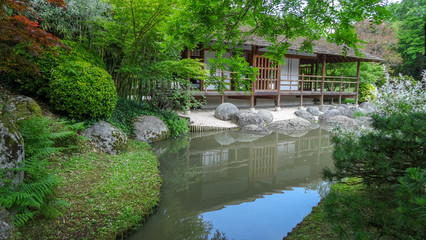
179 106 303 129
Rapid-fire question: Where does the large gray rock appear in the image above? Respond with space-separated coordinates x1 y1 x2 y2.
133 115 169 142
356 116 373 127
3 96 42 121
318 109 341 122
306 107 321 116
350 106 365 115
268 118 312 132
337 106 354 118
83 121 127 155
321 115 360 127
241 124 271 134
214 103 239 120
0 115 24 188
359 102 376 115
257 109 274 125
231 112 264 127
0 207 14 240
294 110 315 121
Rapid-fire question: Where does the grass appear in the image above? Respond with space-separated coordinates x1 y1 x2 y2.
285 178 414 240
17 140 161 240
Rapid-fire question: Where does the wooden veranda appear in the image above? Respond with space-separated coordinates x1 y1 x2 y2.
185 38 382 110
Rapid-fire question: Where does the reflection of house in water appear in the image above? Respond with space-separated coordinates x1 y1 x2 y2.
175 129 333 211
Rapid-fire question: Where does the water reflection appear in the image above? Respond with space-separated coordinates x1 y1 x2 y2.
127 129 333 240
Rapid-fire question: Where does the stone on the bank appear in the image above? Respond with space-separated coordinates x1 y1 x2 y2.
318 109 341 122
133 115 169 142
214 103 239 120
257 109 274 125
0 115 24 188
306 107 321 116
231 112 264 127
83 121 127 155
294 110 315 121
0 207 14 240
321 115 360 127
356 116 373 127
241 124 271 134
268 117 312 132
350 106 365 115
359 102 376 115
3 95 42 121
337 106 354 118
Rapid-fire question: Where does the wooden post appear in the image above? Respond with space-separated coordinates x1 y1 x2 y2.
320 55 326 110
250 46 257 111
300 73 304 108
276 57 281 111
314 58 319 91
355 60 361 105
339 75 343 104
185 47 192 114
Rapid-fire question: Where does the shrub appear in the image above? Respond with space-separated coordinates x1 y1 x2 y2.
50 61 117 119
358 83 376 103
395 168 426 238
108 98 189 137
9 41 106 99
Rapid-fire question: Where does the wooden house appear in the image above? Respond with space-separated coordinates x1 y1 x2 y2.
184 37 382 110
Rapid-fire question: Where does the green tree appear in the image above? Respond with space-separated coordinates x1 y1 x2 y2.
388 0 426 80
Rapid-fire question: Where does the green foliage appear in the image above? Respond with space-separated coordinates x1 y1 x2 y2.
8 40 107 100
353 111 366 118
395 167 426 238
0 116 81 226
108 98 189 137
323 112 426 185
50 61 117 119
358 83 376 103
17 140 161 239
388 0 426 80
146 59 207 110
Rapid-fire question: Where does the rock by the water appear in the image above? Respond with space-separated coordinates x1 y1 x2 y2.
337 106 354 118
0 115 24 188
214 103 239 120
3 96 42 121
359 102 376 115
318 109 341 122
338 104 351 109
321 115 360 127
257 109 274 125
0 207 14 240
241 124 271 134
306 107 321 116
83 121 127 155
268 118 312 132
133 115 169 142
350 106 365 115
231 112 264 127
356 116 373 127
294 110 315 121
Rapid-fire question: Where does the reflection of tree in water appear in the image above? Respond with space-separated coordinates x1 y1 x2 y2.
305 181 332 198
211 229 233 240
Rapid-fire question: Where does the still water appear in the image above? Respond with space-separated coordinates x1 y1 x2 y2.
127 128 333 240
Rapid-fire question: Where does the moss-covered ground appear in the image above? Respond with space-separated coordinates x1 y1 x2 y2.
17 140 161 240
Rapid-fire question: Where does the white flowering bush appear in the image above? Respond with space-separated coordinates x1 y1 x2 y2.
373 67 426 116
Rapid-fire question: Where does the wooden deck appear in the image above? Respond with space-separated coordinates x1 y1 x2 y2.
192 73 359 107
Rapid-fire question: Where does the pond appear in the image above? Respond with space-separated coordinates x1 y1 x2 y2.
127 128 333 240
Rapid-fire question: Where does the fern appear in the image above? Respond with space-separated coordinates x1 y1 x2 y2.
0 116 83 226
